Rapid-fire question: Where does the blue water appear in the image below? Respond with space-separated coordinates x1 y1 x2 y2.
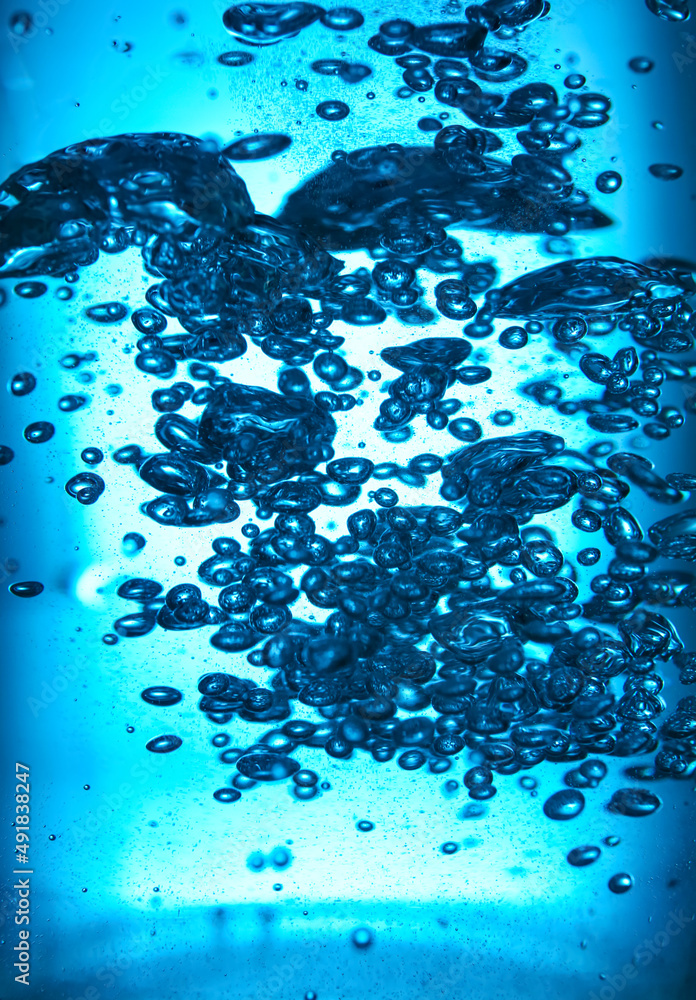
1 2 695 998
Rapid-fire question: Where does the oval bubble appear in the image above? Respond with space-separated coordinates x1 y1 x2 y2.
316 100 350 121
217 50 254 66
24 421 55 444
648 163 683 181
141 686 183 706
607 788 661 817
321 7 364 30
543 789 585 820
146 734 183 754
608 872 633 894
236 753 300 781
567 845 601 867
223 133 292 160
9 581 44 598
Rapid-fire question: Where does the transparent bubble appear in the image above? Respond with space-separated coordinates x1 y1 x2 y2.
645 0 689 23
607 788 661 817
608 872 633 894
223 133 292 161
543 789 585 820
9 11 33 35
146 734 183 754
499 326 528 349
596 170 622 193
321 7 364 30
567 845 601 867
351 926 375 949
213 787 242 803
15 281 47 299
85 302 128 323
217 50 254 67
141 686 183 707
65 472 105 506
316 100 350 121
24 421 55 443
10 372 36 396
9 581 44 598
648 163 683 181
628 56 654 73
81 447 104 466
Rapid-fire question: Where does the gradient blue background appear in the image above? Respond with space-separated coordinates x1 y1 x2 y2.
0 2 695 997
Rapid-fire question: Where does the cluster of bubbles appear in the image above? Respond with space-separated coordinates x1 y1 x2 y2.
246 845 293 871
1 1 694 889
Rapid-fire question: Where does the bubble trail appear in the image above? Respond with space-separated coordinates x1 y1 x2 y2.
0 4 694 854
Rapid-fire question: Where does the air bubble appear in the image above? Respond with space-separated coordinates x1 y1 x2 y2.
85 302 128 323
351 927 374 949
141 686 183 707
316 101 350 121
213 787 242 802
217 51 254 67
543 789 585 820
9 581 44 598
607 788 661 817
628 56 654 73
596 170 622 193
321 7 364 30
648 163 683 181
146 734 183 753
9 11 33 35
24 421 55 444
645 0 689 23
14 281 46 298
223 134 292 160
608 872 633 894
65 472 105 506
10 372 36 396
567 845 601 867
